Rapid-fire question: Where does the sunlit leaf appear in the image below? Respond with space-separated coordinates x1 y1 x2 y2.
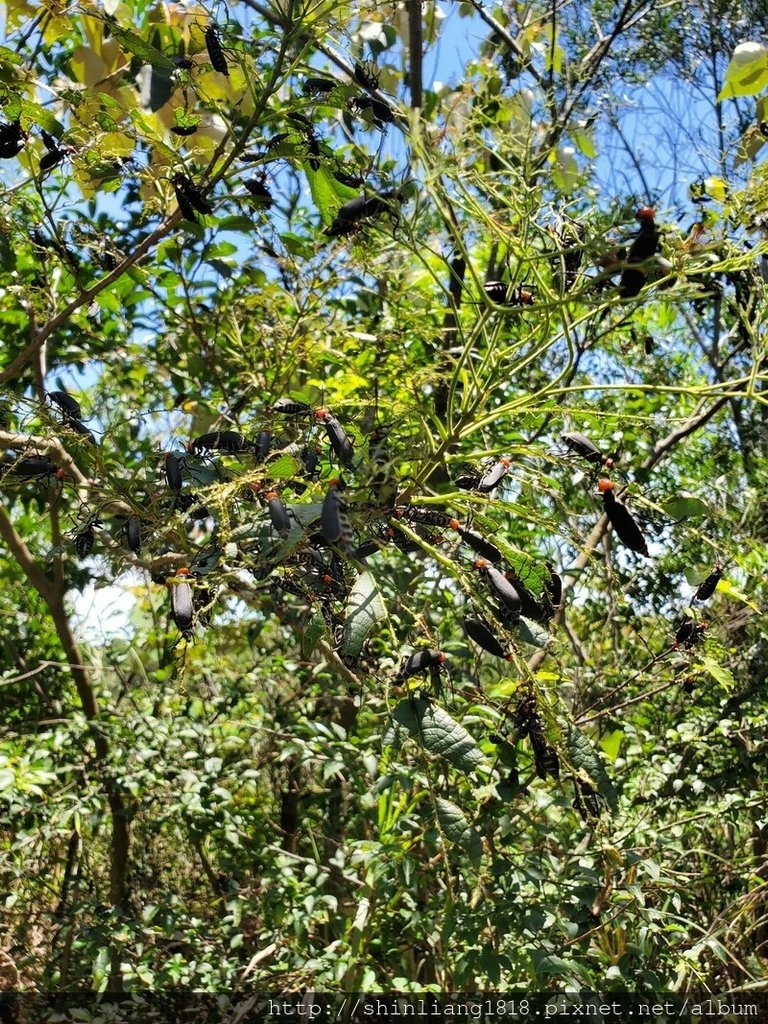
717 41 768 100
387 700 488 775
341 571 386 658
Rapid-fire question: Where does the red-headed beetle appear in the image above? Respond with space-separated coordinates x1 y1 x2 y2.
675 619 707 648
47 390 82 420
473 559 522 619
478 456 512 492
396 649 447 682
449 520 502 563
273 397 312 415
189 431 246 454
315 408 354 467
124 515 141 554
619 206 659 299
321 478 354 554
264 488 291 537
73 526 95 559
597 479 649 556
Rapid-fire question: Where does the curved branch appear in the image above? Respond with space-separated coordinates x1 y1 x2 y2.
0 504 54 601
0 428 91 487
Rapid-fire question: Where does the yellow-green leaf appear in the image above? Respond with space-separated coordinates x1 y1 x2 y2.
716 579 758 611
571 127 597 159
717 41 768 100
600 729 623 762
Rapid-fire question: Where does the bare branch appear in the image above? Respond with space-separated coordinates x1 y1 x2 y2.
0 428 91 487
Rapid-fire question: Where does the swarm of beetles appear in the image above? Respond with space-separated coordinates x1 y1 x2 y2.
0 29 730 820
2 376 727 819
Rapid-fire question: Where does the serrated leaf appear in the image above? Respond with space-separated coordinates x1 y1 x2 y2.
20 100 63 136
494 546 547 594
173 108 201 131
266 453 301 480
434 797 482 864
519 616 552 648
340 571 385 658
699 656 735 691
388 699 488 775
566 725 618 811
305 163 360 225
108 21 179 75
301 612 326 659
289 502 323 528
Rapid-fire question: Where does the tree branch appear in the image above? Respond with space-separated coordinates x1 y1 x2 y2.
0 428 91 488
0 504 55 601
407 0 423 110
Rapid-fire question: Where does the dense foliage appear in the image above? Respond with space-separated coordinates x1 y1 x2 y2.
0 0 767 995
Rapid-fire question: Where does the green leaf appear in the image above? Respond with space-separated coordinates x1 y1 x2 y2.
305 164 360 225
183 460 219 486
340 571 386 658
280 231 315 258
434 797 482 864
733 125 763 166
92 946 111 993
20 100 63 136
571 126 597 159
108 21 180 75
288 502 323 529
301 613 327 659
698 656 735 691
173 108 201 132
566 725 618 811
216 215 258 233
149 68 174 112
0 231 16 272
266 453 301 480
388 699 488 775
519 616 552 648
206 258 234 278
0 46 23 67
662 495 710 521
552 145 579 193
